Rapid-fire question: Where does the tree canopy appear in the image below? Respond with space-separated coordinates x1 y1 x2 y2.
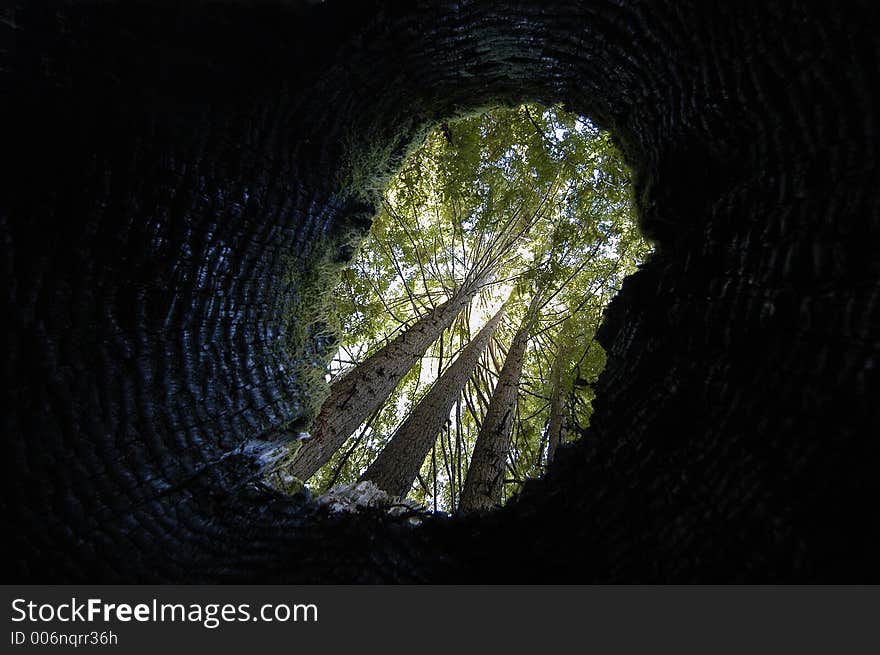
296 103 650 513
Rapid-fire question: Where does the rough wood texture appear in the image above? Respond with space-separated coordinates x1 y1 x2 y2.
4 0 879 582
545 338 568 466
291 290 476 481
460 299 537 513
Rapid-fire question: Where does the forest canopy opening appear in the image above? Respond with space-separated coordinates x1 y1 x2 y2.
274 104 650 514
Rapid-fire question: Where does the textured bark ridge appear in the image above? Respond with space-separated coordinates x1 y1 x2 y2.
361 306 506 498
460 298 538 513
5 1 880 582
290 290 476 481
545 342 568 466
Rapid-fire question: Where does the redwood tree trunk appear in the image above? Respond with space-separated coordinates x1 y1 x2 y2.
361 305 506 497
289 287 481 481
459 297 538 513
545 342 567 465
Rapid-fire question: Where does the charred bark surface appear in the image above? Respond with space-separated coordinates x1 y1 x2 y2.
5 1 879 582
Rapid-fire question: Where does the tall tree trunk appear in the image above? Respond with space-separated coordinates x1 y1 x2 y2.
360 305 506 497
545 342 568 466
546 315 578 465
289 285 481 481
459 294 540 513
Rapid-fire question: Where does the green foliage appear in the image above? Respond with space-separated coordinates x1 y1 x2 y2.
312 103 651 510
280 240 344 427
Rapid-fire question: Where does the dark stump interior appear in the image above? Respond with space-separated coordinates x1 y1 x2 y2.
5 0 879 582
